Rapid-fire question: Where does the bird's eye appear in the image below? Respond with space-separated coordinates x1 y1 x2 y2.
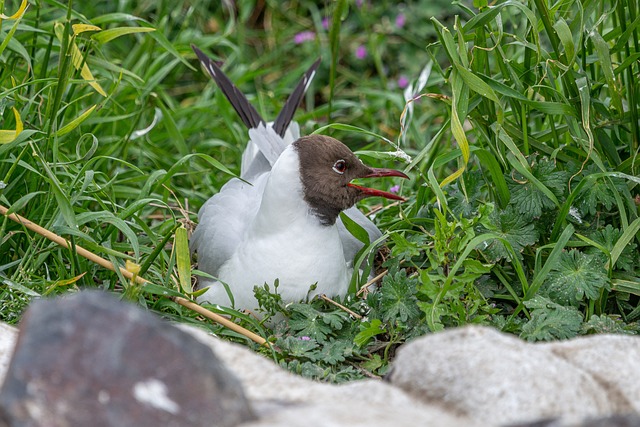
332 159 347 174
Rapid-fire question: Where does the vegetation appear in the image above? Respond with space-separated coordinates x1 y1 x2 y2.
1 0 639 382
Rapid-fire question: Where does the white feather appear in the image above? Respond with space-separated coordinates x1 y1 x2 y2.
196 146 350 309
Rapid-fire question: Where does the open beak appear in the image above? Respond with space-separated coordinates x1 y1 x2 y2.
348 168 409 201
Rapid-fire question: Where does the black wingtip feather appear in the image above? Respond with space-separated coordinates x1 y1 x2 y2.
192 45 265 130
272 58 321 138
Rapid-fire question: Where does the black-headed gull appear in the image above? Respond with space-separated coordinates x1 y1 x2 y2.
190 46 408 311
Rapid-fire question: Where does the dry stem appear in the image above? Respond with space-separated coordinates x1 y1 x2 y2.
357 270 388 297
0 204 267 346
319 294 362 319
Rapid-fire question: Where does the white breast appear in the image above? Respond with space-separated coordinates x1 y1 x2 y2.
197 146 351 311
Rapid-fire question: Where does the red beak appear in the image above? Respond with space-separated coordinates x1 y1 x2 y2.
347 168 409 201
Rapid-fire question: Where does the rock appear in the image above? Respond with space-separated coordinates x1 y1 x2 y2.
508 413 640 427
387 326 612 425
180 325 479 427
0 291 255 427
576 414 640 427
541 335 640 413
1 297 639 427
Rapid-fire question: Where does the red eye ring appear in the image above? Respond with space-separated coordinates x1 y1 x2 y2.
333 159 347 174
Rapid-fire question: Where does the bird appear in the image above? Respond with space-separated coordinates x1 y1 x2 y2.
190 46 408 312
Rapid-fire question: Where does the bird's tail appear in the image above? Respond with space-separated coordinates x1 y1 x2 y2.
192 45 265 130
192 44 320 142
272 58 321 138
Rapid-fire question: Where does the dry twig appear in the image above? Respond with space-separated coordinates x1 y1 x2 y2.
356 270 388 298
319 294 362 319
0 204 267 346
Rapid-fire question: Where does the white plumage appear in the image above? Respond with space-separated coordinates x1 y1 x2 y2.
190 47 406 312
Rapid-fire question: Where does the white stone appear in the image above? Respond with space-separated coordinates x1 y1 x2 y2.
2 318 639 427
180 325 478 427
388 326 612 425
541 334 640 413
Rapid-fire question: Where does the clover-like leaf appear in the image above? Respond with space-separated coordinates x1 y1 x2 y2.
276 335 319 361
520 296 583 341
448 170 485 218
477 206 538 261
316 339 352 365
586 225 638 272
379 269 420 323
287 303 347 343
542 249 610 306
508 156 569 219
575 165 626 216
581 314 639 335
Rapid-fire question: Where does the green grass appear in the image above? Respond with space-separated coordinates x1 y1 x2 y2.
1 0 639 382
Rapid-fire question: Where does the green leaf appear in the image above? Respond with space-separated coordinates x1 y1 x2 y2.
389 233 427 261
581 315 639 335
379 269 420 323
447 170 484 218
354 318 386 347
37 158 77 228
155 153 237 190
6 191 46 215
508 156 569 219
575 166 624 216
0 5 25 59
453 63 501 105
312 123 394 146
483 77 576 116
339 212 370 245
525 224 575 302
277 335 319 361
586 225 638 272
477 206 538 261
317 340 352 365
288 304 346 343
0 107 23 144
608 218 640 272
76 211 140 259
91 26 155 44
1 276 40 297
141 283 185 298
440 68 470 187
542 250 610 306
473 0 488 9
589 29 623 114
611 278 640 297
174 226 192 294
474 149 510 208
56 105 97 137
554 18 575 66
520 296 583 341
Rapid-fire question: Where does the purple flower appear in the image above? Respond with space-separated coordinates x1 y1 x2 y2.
356 0 364 7
397 75 409 89
294 31 316 44
389 185 401 194
395 13 406 28
300 336 311 341
355 45 367 60
322 17 329 30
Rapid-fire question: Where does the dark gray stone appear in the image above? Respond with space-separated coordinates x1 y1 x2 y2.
579 414 640 427
0 291 255 427
505 414 640 427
